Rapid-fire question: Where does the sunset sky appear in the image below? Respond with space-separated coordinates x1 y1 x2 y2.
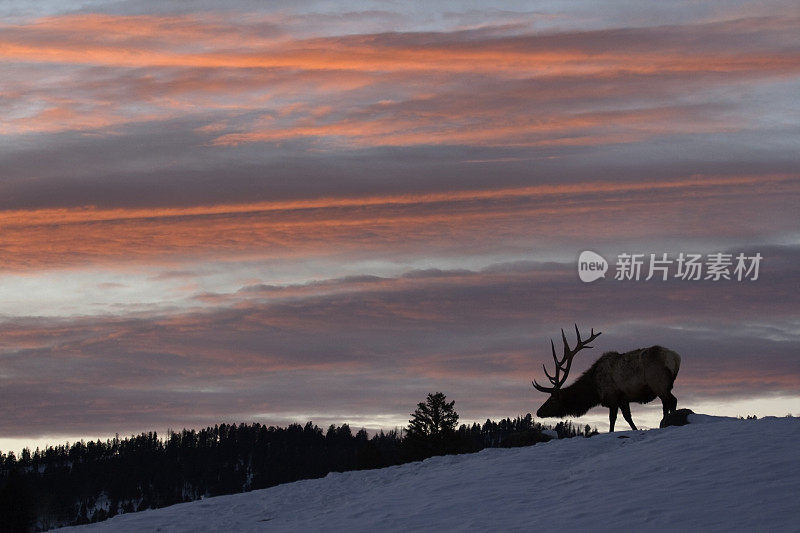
1 0 798 451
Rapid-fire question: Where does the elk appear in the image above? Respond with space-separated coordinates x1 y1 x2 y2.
532 326 680 431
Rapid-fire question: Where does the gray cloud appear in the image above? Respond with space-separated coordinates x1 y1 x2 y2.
2 245 798 438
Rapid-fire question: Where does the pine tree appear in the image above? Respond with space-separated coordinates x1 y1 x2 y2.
407 392 459 439
405 392 460 457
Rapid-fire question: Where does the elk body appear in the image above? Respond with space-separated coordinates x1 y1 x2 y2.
532 326 680 431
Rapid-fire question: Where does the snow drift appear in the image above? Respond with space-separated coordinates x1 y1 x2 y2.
62 416 800 532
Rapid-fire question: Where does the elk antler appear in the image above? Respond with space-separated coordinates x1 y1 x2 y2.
532 324 601 393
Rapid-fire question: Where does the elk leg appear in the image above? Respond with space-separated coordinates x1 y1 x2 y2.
660 392 678 418
660 392 678 417
609 405 618 432
620 403 637 430
667 392 677 413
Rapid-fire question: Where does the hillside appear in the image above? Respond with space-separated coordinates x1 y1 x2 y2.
62 416 800 532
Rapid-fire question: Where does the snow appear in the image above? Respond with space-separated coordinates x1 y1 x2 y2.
60 416 800 532
541 429 559 439
686 413 737 424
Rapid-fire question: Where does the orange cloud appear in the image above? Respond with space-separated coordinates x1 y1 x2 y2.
1 13 797 145
2 14 798 74
211 105 741 147
0 174 794 271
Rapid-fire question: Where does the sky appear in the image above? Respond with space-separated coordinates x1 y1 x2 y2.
1 0 799 452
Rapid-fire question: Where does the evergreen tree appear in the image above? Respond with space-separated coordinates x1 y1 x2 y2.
407 392 459 438
0 413 592 528
405 392 460 457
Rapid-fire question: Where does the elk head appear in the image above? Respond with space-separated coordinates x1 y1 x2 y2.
532 325 601 418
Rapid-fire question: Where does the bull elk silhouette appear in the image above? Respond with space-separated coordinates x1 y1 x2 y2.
532 326 680 431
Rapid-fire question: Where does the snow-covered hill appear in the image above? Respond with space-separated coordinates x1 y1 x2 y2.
62 416 800 532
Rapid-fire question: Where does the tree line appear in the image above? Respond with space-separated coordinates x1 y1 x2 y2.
0 394 595 531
